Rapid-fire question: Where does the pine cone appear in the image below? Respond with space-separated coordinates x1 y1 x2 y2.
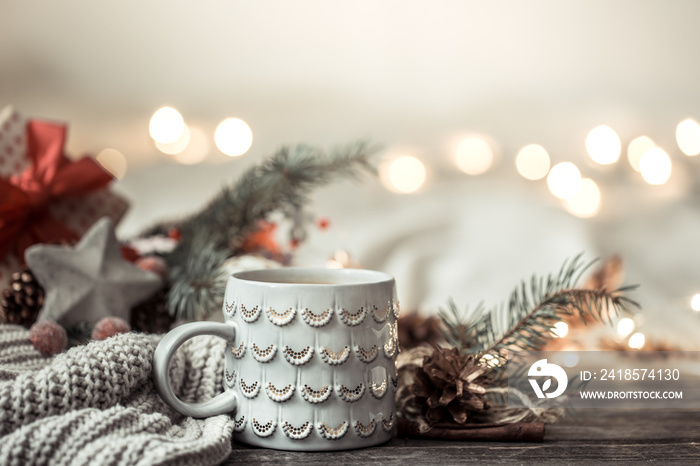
412 347 490 425
398 311 443 349
0 267 45 328
130 287 174 334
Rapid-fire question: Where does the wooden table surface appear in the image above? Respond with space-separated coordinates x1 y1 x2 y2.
226 409 700 465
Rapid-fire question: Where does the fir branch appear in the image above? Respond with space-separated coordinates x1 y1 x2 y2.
165 141 376 320
439 254 640 370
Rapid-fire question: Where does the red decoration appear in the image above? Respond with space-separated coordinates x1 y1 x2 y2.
317 217 330 230
120 245 141 263
0 120 113 263
241 221 281 255
29 320 67 356
92 316 131 340
168 227 182 241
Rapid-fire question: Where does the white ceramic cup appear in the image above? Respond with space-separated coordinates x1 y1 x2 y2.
153 267 399 451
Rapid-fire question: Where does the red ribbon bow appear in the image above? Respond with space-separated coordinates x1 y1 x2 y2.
0 119 113 262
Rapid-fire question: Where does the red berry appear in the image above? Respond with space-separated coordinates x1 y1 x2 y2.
168 227 182 241
29 321 67 356
136 256 168 278
317 217 330 230
92 317 131 341
120 245 141 263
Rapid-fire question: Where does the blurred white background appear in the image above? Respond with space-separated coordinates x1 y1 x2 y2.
2 1 700 347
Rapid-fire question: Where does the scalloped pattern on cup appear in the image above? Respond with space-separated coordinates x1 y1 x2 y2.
251 343 277 363
370 380 387 399
252 418 276 437
391 299 400 318
354 419 377 438
240 379 260 399
300 384 332 403
354 344 378 363
336 382 365 402
225 369 236 387
240 305 262 323
231 341 246 359
266 307 295 326
233 415 246 432
338 307 366 326
317 421 348 440
384 336 397 359
319 346 350 366
283 345 314 366
282 421 313 440
225 300 236 316
265 382 295 402
300 307 333 327
381 412 394 431
371 304 390 323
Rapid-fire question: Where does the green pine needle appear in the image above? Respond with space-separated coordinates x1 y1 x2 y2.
165 142 377 320
439 254 640 372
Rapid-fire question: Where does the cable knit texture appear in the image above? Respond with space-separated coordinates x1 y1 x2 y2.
0 324 233 466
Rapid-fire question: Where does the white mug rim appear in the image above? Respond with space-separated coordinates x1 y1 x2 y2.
231 267 394 288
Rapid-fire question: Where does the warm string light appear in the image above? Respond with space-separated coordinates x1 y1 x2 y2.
627 332 645 350
96 148 127 180
639 147 672 185
676 118 700 156
173 127 209 165
547 162 582 200
691 294 700 312
627 136 655 172
616 317 635 338
148 107 253 164
586 125 621 165
551 321 569 338
380 155 427 193
516 144 550 180
215 118 253 157
454 136 494 175
565 178 601 218
156 125 190 155
149 107 185 144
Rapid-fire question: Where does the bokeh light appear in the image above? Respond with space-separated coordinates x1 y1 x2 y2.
691 293 700 312
547 162 582 199
627 136 655 172
215 118 253 157
565 178 601 218
454 136 494 175
173 127 209 165
516 144 550 180
380 155 427 193
616 317 635 337
156 125 190 155
96 148 127 180
676 118 700 156
149 106 185 144
639 147 672 185
627 332 645 350
586 125 621 165
551 321 569 338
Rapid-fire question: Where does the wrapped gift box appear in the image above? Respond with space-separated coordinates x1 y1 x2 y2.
0 106 129 288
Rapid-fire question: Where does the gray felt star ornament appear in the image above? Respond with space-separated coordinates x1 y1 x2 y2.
26 217 163 327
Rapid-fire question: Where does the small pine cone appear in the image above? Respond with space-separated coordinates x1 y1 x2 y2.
130 287 174 334
398 311 443 350
412 347 491 425
0 266 45 328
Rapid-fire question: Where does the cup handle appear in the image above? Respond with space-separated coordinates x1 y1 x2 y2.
153 321 238 418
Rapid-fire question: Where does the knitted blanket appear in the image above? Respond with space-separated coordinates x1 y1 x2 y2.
0 324 234 466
